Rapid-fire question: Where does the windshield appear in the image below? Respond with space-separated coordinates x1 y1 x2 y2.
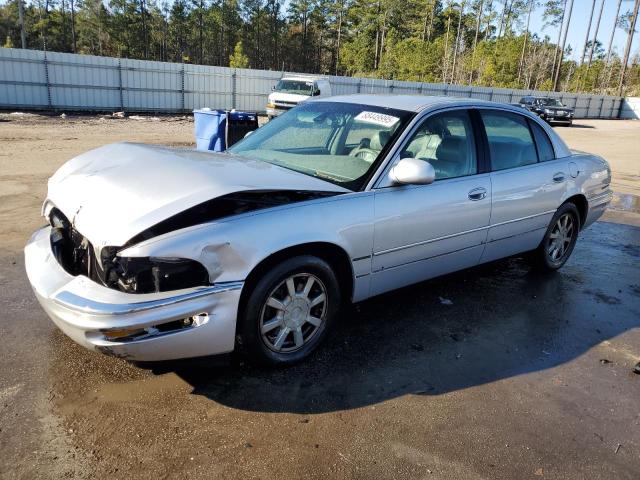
274 79 314 96
228 102 414 190
540 98 564 107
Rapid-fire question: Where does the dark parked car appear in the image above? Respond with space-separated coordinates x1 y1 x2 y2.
519 96 574 126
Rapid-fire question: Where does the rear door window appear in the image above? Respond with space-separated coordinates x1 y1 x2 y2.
480 110 538 171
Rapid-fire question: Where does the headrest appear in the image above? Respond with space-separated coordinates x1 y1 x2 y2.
370 131 390 150
435 135 464 163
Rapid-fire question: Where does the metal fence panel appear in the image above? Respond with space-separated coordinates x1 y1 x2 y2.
0 47 628 118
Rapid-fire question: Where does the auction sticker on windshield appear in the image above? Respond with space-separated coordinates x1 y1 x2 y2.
354 111 399 127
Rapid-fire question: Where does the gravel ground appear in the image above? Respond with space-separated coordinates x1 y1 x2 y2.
0 113 639 479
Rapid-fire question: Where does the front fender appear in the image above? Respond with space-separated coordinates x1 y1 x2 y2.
118 193 375 286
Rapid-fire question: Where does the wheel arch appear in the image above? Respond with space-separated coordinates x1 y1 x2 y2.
238 242 355 315
562 194 588 229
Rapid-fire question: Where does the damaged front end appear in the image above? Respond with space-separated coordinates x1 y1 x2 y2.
49 207 209 294
47 189 340 295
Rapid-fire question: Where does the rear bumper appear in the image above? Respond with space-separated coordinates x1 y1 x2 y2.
585 190 613 229
24 226 243 361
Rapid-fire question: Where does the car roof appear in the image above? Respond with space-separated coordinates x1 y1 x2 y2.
315 94 516 113
312 93 573 159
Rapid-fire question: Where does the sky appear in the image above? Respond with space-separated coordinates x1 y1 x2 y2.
528 0 639 61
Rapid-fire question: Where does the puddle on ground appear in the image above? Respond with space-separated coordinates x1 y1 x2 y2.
610 192 640 214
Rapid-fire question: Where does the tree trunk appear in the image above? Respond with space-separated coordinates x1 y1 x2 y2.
374 0 381 70
443 8 452 82
580 0 597 64
70 0 76 53
551 0 567 82
517 0 533 85
497 0 512 38
601 0 622 92
427 0 436 41
18 0 26 48
451 0 465 84
469 0 484 84
584 0 605 86
141 0 149 59
618 0 640 95
604 0 621 66
335 0 343 74
553 0 574 91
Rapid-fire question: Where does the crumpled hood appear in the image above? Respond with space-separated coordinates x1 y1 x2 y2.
46 142 348 247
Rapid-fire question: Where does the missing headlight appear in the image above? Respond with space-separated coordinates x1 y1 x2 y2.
109 256 210 294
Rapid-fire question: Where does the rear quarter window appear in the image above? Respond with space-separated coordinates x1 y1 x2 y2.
528 120 556 161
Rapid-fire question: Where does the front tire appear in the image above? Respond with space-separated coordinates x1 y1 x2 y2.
531 203 580 271
238 255 341 366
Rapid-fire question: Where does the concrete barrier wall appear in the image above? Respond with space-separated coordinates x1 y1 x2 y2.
0 47 625 118
620 97 640 119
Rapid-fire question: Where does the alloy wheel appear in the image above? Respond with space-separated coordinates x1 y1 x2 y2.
547 213 575 263
259 273 328 353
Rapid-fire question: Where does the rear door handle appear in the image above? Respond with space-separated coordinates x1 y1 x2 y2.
553 172 566 183
468 187 487 201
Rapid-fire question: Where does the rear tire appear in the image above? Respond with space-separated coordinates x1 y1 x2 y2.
237 255 341 366
531 203 580 271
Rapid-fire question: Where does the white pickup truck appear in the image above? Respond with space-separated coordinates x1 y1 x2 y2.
266 76 332 119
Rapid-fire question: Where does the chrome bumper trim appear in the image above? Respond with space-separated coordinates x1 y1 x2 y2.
53 281 244 316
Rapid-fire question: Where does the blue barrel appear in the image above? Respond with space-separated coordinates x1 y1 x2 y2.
193 109 226 152
193 109 259 152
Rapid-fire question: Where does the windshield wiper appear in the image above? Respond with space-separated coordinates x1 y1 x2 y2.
314 170 351 183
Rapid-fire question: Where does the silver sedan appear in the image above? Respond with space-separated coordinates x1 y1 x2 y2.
24 95 612 365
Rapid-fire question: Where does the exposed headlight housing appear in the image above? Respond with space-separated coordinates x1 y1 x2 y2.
48 207 210 294
105 255 210 294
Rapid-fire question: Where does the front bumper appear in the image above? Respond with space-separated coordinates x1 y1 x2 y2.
24 226 243 361
543 113 573 123
266 105 296 117
266 107 284 117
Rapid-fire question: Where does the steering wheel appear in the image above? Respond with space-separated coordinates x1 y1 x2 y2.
349 147 379 163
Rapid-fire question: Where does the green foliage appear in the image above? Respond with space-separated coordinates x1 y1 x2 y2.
229 39 249 67
0 0 638 94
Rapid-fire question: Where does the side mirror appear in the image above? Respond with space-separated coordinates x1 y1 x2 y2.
389 158 435 186
313 89 321 96
271 85 275 91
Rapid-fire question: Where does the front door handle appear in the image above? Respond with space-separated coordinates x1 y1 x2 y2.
468 187 487 201
553 172 566 183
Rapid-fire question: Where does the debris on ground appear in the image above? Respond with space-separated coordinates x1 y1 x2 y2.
112 111 126 118
60 113 66 119
615 443 622 454
633 362 640 374
438 296 453 305
599 358 612 364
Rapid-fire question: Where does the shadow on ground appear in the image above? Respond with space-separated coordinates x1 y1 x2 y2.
141 222 640 414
